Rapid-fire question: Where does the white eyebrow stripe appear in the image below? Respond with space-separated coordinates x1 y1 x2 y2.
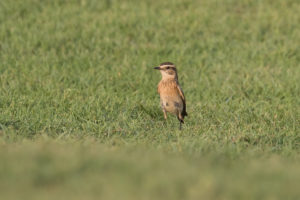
161 65 175 68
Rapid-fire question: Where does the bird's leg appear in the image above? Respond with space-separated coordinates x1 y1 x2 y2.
163 109 167 120
177 114 183 130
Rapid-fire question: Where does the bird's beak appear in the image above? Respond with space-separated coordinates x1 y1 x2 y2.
154 67 161 70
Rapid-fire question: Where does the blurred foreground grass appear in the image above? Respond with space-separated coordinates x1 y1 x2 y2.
1 138 300 200
0 0 299 199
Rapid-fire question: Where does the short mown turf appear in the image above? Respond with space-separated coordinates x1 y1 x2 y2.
0 0 299 199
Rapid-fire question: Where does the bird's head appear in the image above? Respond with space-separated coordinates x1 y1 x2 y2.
154 62 177 79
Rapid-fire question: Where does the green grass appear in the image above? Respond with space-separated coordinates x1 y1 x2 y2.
0 0 299 199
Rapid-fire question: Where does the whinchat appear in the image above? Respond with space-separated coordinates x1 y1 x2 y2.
154 62 188 129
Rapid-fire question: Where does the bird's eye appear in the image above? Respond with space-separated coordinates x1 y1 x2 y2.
166 67 170 69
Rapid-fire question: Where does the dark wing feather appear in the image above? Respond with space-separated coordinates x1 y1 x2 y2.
176 84 188 117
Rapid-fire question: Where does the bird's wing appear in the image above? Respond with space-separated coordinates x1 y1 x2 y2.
176 84 185 101
176 84 188 116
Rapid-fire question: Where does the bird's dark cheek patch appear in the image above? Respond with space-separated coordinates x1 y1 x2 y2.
166 102 169 107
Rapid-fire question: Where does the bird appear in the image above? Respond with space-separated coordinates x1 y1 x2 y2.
154 62 187 130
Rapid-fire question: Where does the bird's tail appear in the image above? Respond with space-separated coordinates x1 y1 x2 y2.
178 109 187 127
177 115 185 124
182 104 188 118
182 110 188 118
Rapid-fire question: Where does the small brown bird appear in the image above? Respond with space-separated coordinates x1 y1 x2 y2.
154 62 187 129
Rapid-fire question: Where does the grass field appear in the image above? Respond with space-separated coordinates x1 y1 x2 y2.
0 0 300 199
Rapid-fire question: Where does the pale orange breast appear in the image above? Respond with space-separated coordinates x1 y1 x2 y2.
158 80 183 113
157 80 179 96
